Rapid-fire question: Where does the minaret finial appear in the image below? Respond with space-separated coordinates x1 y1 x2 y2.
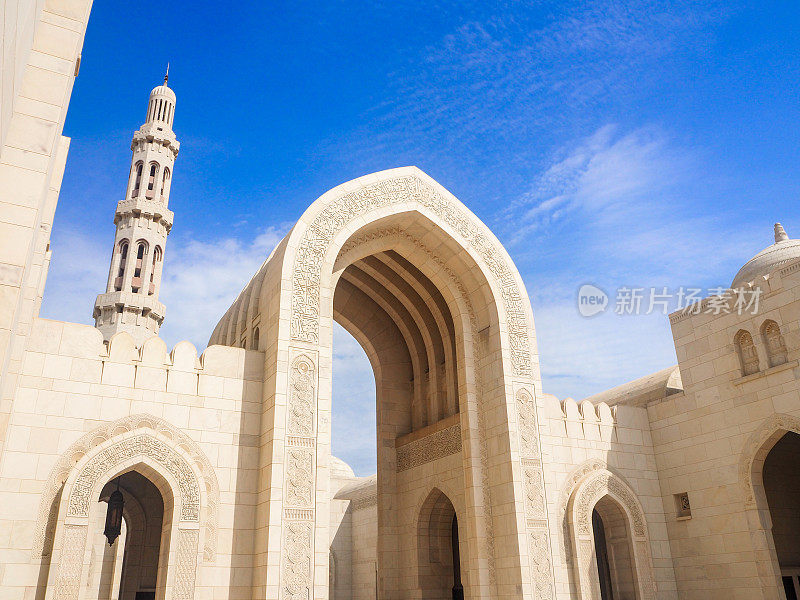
164 62 169 85
775 223 789 243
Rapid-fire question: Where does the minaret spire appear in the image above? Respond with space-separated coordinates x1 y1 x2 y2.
93 77 180 345
775 222 789 243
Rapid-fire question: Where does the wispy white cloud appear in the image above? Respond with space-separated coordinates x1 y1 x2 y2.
508 123 763 400
41 224 290 351
158 226 288 348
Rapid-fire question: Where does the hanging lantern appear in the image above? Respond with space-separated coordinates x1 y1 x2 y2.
103 479 125 545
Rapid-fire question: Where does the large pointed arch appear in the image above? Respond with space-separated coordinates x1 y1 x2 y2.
209 167 553 599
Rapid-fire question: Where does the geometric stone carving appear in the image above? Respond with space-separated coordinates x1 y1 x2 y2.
529 529 554 600
173 528 200 600
67 433 200 521
281 521 314 600
516 388 539 456
288 354 316 437
282 352 318 600
396 423 462 472
53 524 87 600
285 448 315 508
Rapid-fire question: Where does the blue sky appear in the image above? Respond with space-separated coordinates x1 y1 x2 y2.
41 1 799 475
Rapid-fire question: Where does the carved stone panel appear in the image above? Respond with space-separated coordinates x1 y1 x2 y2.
516 388 539 456
285 448 314 508
282 521 314 600
529 529 554 600
288 355 315 437
172 528 200 600
54 524 87 600
67 433 200 522
396 423 462 472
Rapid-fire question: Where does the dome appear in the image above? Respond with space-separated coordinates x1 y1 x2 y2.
149 84 176 103
732 223 800 288
329 456 355 479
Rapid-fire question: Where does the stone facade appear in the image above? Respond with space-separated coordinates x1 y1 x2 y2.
2 3 800 600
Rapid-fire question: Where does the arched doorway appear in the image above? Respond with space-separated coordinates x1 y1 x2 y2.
763 431 800 598
43 428 209 600
85 471 167 600
418 488 463 600
592 498 638 600
567 468 656 600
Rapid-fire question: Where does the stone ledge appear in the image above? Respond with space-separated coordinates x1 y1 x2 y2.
733 360 798 386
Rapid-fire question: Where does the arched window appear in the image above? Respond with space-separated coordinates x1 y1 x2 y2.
115 240 129 291
251 327 260 351
132 162 143 196
149 246 162 295
161 168 171 201
146 163 158 198
736 330 760 376
132 242 147 293
762 320 788 367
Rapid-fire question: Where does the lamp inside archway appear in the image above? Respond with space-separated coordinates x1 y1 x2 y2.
103 477 125 545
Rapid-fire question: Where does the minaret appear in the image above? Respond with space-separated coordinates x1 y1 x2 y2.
93 71 179 345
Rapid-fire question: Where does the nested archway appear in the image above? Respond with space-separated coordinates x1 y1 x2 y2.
739 413 800 596
44 428 210 600
210 167 554 599
566 469 656 600
417 487 464 600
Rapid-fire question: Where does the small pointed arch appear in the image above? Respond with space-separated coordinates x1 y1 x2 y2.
161 166 171 200
416 487 464 598
735 329 760 376
739 413 800 593
566 468 656 599
33 414 219 562
761 319 788 367
146 161 159 198
132 161 144 196
251 326 260 350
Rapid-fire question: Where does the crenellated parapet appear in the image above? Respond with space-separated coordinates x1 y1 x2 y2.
539 393 616 442
26 320 264 395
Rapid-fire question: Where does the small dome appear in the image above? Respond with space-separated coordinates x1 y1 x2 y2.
330 456 355 479
732 223 800 288
149 84 176 103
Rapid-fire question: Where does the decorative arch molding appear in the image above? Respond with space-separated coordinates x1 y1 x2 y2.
739 412 800 508
33 414 219 562
565 467 656 600
737 412 800 593
288 169 533 379
557 458 609 562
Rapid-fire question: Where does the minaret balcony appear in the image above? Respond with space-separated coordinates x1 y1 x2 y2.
115 198 174 227
94 290 166 321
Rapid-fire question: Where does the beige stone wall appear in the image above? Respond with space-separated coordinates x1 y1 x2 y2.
538 394 678 599
0 0 91 466
647 264 800 599
0 318 263 599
